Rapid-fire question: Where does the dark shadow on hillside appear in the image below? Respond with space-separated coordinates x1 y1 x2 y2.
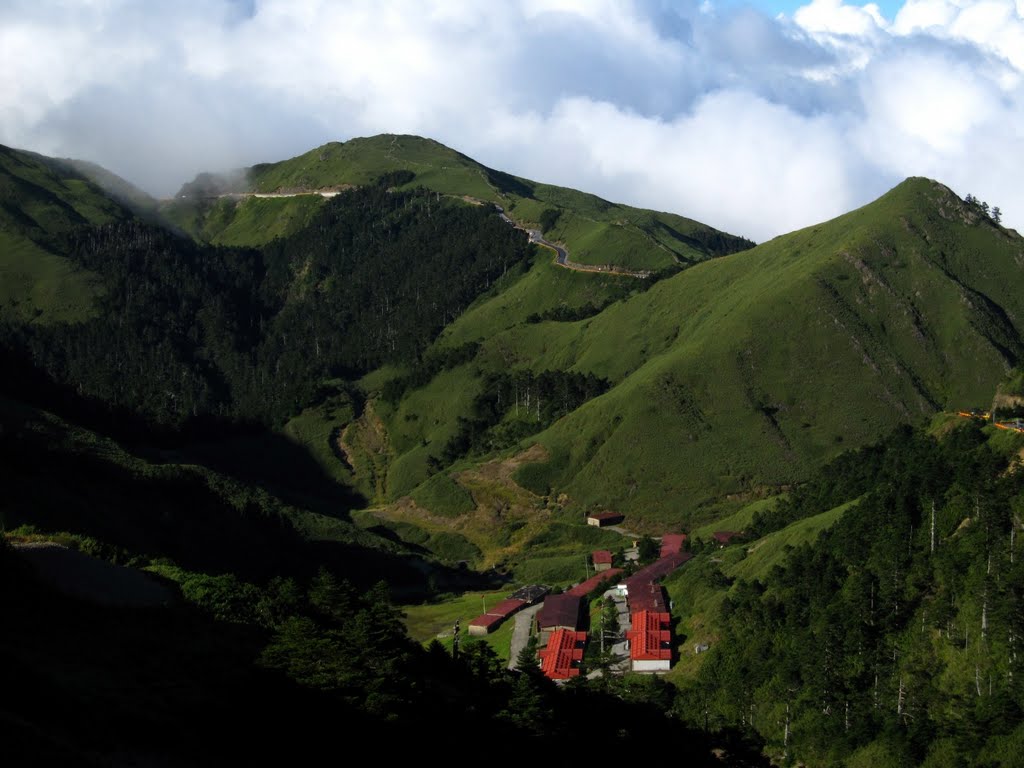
171 429 368 523
485 167 535 198
0 407 493 596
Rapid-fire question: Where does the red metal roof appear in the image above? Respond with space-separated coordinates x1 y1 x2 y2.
713 531 740 544
468 613 506 631
536 593 582 630
627 551 691 586
627 610 672 661
484 598 526 618
659 533 687 558
566 568 624 597
592 550 613 565
538 629 587 679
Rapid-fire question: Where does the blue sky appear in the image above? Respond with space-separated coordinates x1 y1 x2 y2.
743 0 903 18
1 0 1022 240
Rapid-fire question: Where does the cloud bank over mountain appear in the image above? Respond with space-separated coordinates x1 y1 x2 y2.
2 0 1022 240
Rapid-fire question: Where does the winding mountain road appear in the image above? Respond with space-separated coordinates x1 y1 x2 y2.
204 187 650 277
495 207 650 278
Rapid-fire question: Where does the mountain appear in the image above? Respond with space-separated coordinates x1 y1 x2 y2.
162 134 754 269
3 138 1023 548
0 145 139 324
3 137 1024 764
372 177 1024 530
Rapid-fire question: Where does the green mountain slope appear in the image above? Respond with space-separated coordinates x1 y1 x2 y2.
0 145 139 323
380 178 1024 526
164 134 754 270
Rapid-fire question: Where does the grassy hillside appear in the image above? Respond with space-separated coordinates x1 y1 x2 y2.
373 178 1024 532
491 178 1024 522
0 145 132 322
164 134 754 269
0 144 131 238
161 194 323 245
0 231 103 323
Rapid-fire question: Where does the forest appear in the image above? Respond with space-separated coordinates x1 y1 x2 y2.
0 532 766 763
3 179 533 430
677 422 1024 766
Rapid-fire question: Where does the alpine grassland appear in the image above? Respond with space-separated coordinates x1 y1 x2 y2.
164 134 753 270
456 178 1024 524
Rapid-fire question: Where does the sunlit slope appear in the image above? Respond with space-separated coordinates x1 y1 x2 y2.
0 145 135 322
495 178 1024 520
166 134 753 268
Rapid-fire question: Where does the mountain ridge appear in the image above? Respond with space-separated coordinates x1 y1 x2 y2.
163 133 756 270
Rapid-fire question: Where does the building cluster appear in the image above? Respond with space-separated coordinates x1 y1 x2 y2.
536 568 625 679
620 546 691 672
535 528 693 680
466 518 698 681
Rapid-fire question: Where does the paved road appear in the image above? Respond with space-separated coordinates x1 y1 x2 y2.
526 228 569 265
508 603 543 670
507 603 542 670
496 206 648 277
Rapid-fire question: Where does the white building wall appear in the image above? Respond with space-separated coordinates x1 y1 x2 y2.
631 658 671 672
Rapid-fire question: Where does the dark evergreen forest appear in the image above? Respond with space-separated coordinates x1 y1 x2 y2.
4 182 531 430
677 422 1024 766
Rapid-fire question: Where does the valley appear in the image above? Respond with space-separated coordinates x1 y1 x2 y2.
2 134 1024 764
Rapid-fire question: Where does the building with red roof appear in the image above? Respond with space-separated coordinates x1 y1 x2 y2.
566 568 623 598
626 551 691 589
485 598 527 618
592 550 614 572
467 597 528 636
713 531 741 547
538 629 587 680
626 610 672 672
659 533 687 558
468 613 506 636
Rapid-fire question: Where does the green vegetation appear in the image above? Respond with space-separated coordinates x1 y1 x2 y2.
451 177 1024 524
162 193 324 246
402 590 507 642
8 138 1024 763
0 231 103 323
6 184 530 429
3 532 747 760
724 498 855 582
693 496 781 539
168 134 753 270
409 472 475 517
675 420 1024 766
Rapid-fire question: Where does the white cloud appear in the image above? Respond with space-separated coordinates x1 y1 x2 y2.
0 0 1023 241
794 0 888 36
